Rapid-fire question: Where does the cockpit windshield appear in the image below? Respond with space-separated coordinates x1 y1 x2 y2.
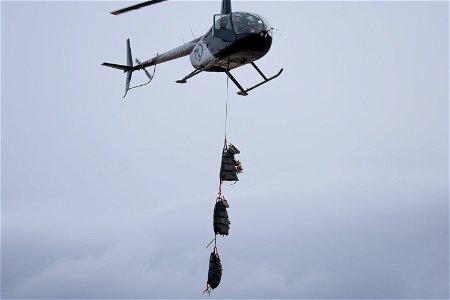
231 12 268 35
213 12 272 41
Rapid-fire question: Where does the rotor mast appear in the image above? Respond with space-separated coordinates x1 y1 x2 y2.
221 0 232 14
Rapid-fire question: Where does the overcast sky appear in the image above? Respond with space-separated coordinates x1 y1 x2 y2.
2 1 449 298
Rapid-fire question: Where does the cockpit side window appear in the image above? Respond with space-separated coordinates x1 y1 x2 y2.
213 14 236 42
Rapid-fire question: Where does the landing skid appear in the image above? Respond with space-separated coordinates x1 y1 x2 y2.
227 62 283 96
175 59 219 84
175 68 202 83
176 61 283 96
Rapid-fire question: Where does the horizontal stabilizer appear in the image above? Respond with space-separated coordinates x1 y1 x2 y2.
102 62 132 72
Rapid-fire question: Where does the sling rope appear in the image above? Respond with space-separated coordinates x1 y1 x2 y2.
204 73 231 295
224 73 229 142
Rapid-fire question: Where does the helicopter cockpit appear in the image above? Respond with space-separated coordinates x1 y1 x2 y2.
231 12 270 35
213 12 272 41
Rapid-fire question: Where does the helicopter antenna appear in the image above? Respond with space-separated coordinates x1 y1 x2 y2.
272 28 285 33
181 34 185 44
272 27 285 35
190 29 196 39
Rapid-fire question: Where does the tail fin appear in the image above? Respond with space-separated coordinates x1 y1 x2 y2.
124 39 133 98
102 38 134 98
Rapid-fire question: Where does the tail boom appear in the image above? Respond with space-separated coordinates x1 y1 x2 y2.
102 37 200 97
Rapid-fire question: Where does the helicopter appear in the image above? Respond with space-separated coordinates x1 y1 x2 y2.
102 0 283 98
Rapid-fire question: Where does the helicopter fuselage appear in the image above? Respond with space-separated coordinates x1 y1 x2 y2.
190 12 273 71
102 7 282 97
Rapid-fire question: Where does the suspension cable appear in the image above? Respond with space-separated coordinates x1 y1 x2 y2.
224 73 229 143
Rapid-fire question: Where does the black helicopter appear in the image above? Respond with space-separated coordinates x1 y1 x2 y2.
102 0 283 97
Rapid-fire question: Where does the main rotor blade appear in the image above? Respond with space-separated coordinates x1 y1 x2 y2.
110 0 168 15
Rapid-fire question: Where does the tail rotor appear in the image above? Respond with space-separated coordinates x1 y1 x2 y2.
102 39 157 98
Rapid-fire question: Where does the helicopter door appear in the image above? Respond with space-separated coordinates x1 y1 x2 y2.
213 14 236 42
